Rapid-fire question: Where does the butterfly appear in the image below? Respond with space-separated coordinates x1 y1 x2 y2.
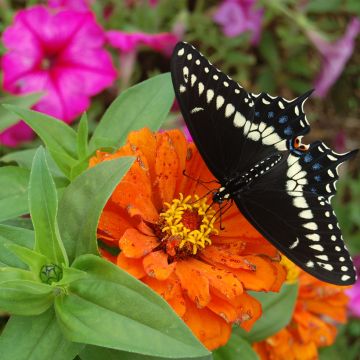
170 41 358 285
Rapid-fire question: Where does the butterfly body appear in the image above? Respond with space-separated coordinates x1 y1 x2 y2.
171 41 358 285
213 151 284 203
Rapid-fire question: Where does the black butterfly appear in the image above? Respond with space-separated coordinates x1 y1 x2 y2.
170 41 358 285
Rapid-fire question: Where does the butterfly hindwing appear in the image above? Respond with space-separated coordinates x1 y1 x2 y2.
237 147 357 285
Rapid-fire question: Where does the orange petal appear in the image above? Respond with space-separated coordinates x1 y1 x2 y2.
292 340 318 360
294 310 336 346
233 256 277 291
154 133 179 204
206 294 239 323
143 274 186 317
98 201 136 243
305 297 347 323
165 130 188 191
200 245 258 270
175 260 211 308
269 262 287 292
117 252 146 279
252 342 271 360
184 258 243 300
179 144 216 199
143 251 175 280
182 296 231 350
232 292 262 331
111 144 159 222
119 228 158 258
127 128 157 179
221 208 264 239
242 237 279 258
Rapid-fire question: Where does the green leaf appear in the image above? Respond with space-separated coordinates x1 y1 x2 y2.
77 112 89 159
234 283 298 343
69 156 92 180
58 157 134 263
55 255 209 358
0 268 53 315
89 73 174 152
1 217 34 230
0 166 30 221
0 267 36 282
80 346 212 360
3 105 78 177
0 307 84 360
5 244 47 274
0 225 34 268
1 148 66 178
56 266 87 286
0 92 43 132
213 332 259 360
29 147 68 265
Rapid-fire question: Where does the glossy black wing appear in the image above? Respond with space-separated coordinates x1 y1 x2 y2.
237 143 358 285
171 41 254 180
171 42 314 181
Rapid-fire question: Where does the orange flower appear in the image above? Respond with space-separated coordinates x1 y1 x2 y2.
91 128 286 350
253 265 349 360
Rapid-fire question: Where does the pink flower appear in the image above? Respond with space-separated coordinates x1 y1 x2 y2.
346 256 360 317
1 5 116 145
107 30 179 57
47 0 91 11
0 122 34 147
213 0 263 45
307 17 360 98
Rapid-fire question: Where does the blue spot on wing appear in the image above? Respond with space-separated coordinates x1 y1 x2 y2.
310 187 317 193
304 154 313 163
255 111 260 117
312 163 322 170
279 116 288 124
314 175 321 182
284 126 293 136
268 111 274 118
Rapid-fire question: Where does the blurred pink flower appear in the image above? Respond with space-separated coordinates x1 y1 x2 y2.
213 0 263 45
107 30 179 57
0 122 34 147
307 17 360 98
47 0 91 11
1 5 116 145
346 256 360 317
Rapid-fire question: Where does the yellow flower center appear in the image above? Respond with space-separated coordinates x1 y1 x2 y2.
280 255 300 283
159 193 218 255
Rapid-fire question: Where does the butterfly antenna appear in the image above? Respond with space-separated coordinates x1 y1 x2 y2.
182 169 219 191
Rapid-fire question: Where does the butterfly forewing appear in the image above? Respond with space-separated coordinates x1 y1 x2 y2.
171 42 256 180
171 41 357 285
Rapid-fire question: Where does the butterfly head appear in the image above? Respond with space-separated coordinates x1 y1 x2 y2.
212 187 231 204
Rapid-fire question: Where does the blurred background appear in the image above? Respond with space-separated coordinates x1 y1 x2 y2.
0 0 359 358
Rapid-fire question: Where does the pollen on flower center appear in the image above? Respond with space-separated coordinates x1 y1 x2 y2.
159 193 219 255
